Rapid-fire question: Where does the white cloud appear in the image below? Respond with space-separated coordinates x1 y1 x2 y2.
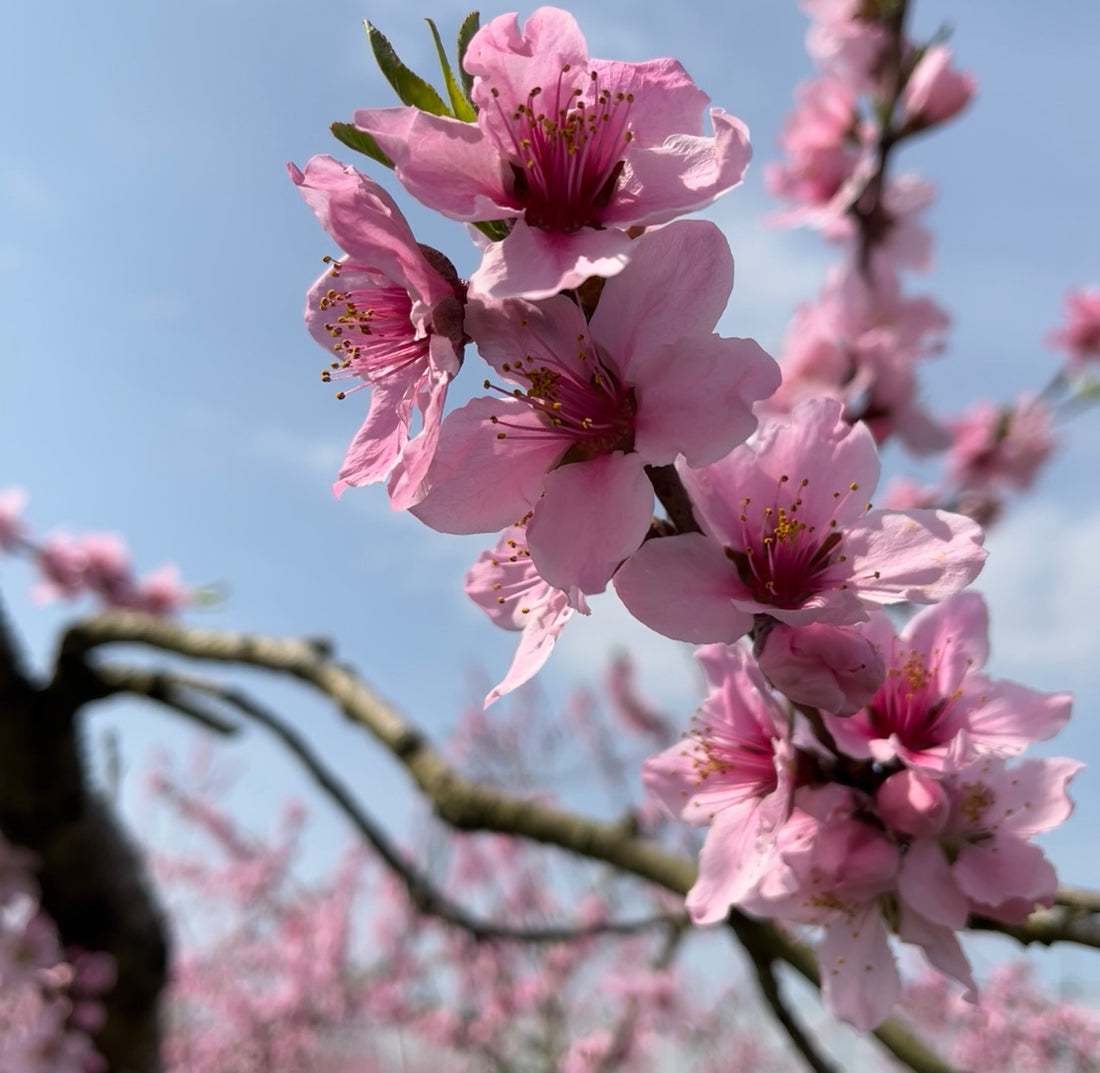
978 497 1100 689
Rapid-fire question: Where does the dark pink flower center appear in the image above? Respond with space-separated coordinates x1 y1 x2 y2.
486 317 636 461
865 647 960 753
726 476 868 608
317 258 428 397
490 66 634 233
688 712 779 797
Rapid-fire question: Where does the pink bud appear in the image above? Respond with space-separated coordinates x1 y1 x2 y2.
875 769 949 838
903 45 976 128
755 621 884 716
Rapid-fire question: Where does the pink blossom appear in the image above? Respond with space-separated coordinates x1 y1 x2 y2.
290 155 465 508
743 785 903 1030
34 533 88 602
825 593 1071 770
946 395 1057 493
135 563 193 615
614 398 985 644
901 45 976 130
766 264 949 451
897 756 1082 927
354 7 752 300
800 0 888 91
643 645 793 923
410 221 779 596
1048 285 1100 375
765 75 866 218
465 526 587 706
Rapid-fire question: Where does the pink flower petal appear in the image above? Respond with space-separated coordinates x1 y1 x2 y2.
527 454 653 595
819 905 899 1031
614 534 754 643
410 398 563 534
843 508 986 605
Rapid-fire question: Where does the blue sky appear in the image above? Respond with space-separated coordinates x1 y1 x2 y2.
3 0 1100 1005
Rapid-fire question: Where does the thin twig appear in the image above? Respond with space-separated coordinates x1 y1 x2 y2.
92 658 685 946
728 913 840 1073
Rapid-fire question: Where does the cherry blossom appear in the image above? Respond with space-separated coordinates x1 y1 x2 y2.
1048 285 1100 375
465 525 587 706
825 593 1071 769
643 645 794 922
354 6 752 300
410 220 779 596
290 155 466 508
614 397 985 644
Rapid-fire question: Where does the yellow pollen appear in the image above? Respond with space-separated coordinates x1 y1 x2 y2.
959 780 995 826
770 508 807 544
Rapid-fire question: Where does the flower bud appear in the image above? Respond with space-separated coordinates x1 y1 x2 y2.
755 621 884 716
875 769 949 838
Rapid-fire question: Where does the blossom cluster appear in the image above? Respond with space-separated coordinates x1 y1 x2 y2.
0 488 193 615
290 1 1084 1033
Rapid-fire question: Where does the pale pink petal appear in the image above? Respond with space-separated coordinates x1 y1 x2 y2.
843 509 986 605
468 222 633 300
963 681 1072 755
686 801 772 923
589 220 732 358
613 534 754 643
410 398 562 534
353 107 515 221
897 839 968 929
465 9 589 107
527 454 653 595
332 375 417 498
484 591 575 707
819 906 899 1031
983 757 1084 838
609 108 753 226
292 154 453 307
896 905 976 1000
954 836 1055 907
385 358 453 510
587 58 714 145
632 336 778 467
903 592 990 692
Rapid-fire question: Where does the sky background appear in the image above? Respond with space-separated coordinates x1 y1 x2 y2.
3 0 1100 1030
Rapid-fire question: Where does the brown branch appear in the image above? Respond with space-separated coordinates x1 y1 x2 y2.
93 660 686 947
644 463 702 535
91 665 240 736
728 913 840 1073
63 611 963 1073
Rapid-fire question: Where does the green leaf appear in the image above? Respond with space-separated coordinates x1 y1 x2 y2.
365 20 452 117
425 18 477 122
330 122 394 169
456 12 480 101
472 218 511 243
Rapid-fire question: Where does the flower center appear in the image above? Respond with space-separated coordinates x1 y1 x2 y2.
486 317 636 462
688 711 779 797
866 647 961 753
317 258 428 398
491 66 634 233
725 477 867 608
